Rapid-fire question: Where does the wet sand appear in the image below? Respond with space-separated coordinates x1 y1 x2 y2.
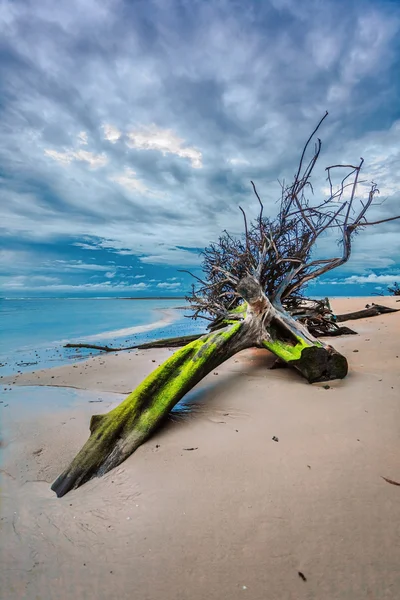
1 296 400 599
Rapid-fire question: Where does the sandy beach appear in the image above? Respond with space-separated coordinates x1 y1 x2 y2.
1 296 400 600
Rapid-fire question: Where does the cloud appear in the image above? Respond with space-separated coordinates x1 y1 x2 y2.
73 242 102 250
1 0 399 294
332 273 400 285
102 124 122 143
156 281 181 289
2 277 149 292
78 239 199 265
32 275 61 283
126 125 202 168
139 250 202 265
44 149 108 169
110 168 154 195
2 274 60 289
127 282 147 290
51 260 112 272
0 249 33 270
228 158 250 166
77 131 88 145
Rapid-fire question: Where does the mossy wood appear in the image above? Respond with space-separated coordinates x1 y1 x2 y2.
52 276 347 497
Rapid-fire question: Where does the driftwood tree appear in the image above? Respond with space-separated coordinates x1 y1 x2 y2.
52 113 400 497
388 282 400 296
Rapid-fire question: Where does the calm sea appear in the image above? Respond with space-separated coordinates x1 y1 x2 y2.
0 298 206 376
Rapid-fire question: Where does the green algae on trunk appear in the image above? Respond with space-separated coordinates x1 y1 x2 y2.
262 338 347 383
51 321 253 497
262 319 347 383
207 276 348 383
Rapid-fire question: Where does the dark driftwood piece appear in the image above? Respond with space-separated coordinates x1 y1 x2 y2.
336 304 399 322
65 342 126 352
320 326 358 336
368 303 399 314
388 282 400 296
64 334 202 353
52 114 400 497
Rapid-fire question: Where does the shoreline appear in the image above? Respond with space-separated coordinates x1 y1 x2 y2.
3 296 400 394
1 296 400 599
78 308 179 341
0 300 205 377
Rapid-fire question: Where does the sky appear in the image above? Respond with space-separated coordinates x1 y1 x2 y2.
1 0 399 298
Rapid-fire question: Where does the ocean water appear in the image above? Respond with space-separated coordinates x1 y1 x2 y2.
0 298 206 376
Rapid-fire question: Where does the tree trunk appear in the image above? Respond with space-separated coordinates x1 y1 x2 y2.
336 304 399 322
52 276 348 497
64 334 204 353
317 326 357 337
236 275 348 382
51 321 254 497
262 337 347 383
261 313 348 383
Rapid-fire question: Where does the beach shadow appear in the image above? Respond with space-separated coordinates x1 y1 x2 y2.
166 348 277 425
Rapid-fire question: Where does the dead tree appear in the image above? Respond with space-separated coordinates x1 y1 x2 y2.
388 282 400 296
52 112 400 497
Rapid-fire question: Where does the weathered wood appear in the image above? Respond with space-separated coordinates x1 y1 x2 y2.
369 303 399 314
51 322 255 497
65 342 124 352
135 334 203 349
282 344 347 383
261 319 348 383
336 307 380 321
320 326 358 337
64 334 203 353
336 304 399 322
238 275 348 382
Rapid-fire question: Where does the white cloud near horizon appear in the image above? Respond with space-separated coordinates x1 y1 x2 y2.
156 281 181 289
1 277 150 292
329 273 400 285
51 260 114 272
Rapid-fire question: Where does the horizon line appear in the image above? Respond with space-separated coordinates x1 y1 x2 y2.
0 295 188 300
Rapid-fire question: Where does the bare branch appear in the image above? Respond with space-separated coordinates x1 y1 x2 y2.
212 266 239 283
182 113 400 322
251 180 264 223
239 205 250 249
293 111 328 185
357 214 400 227
178 269 207 286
